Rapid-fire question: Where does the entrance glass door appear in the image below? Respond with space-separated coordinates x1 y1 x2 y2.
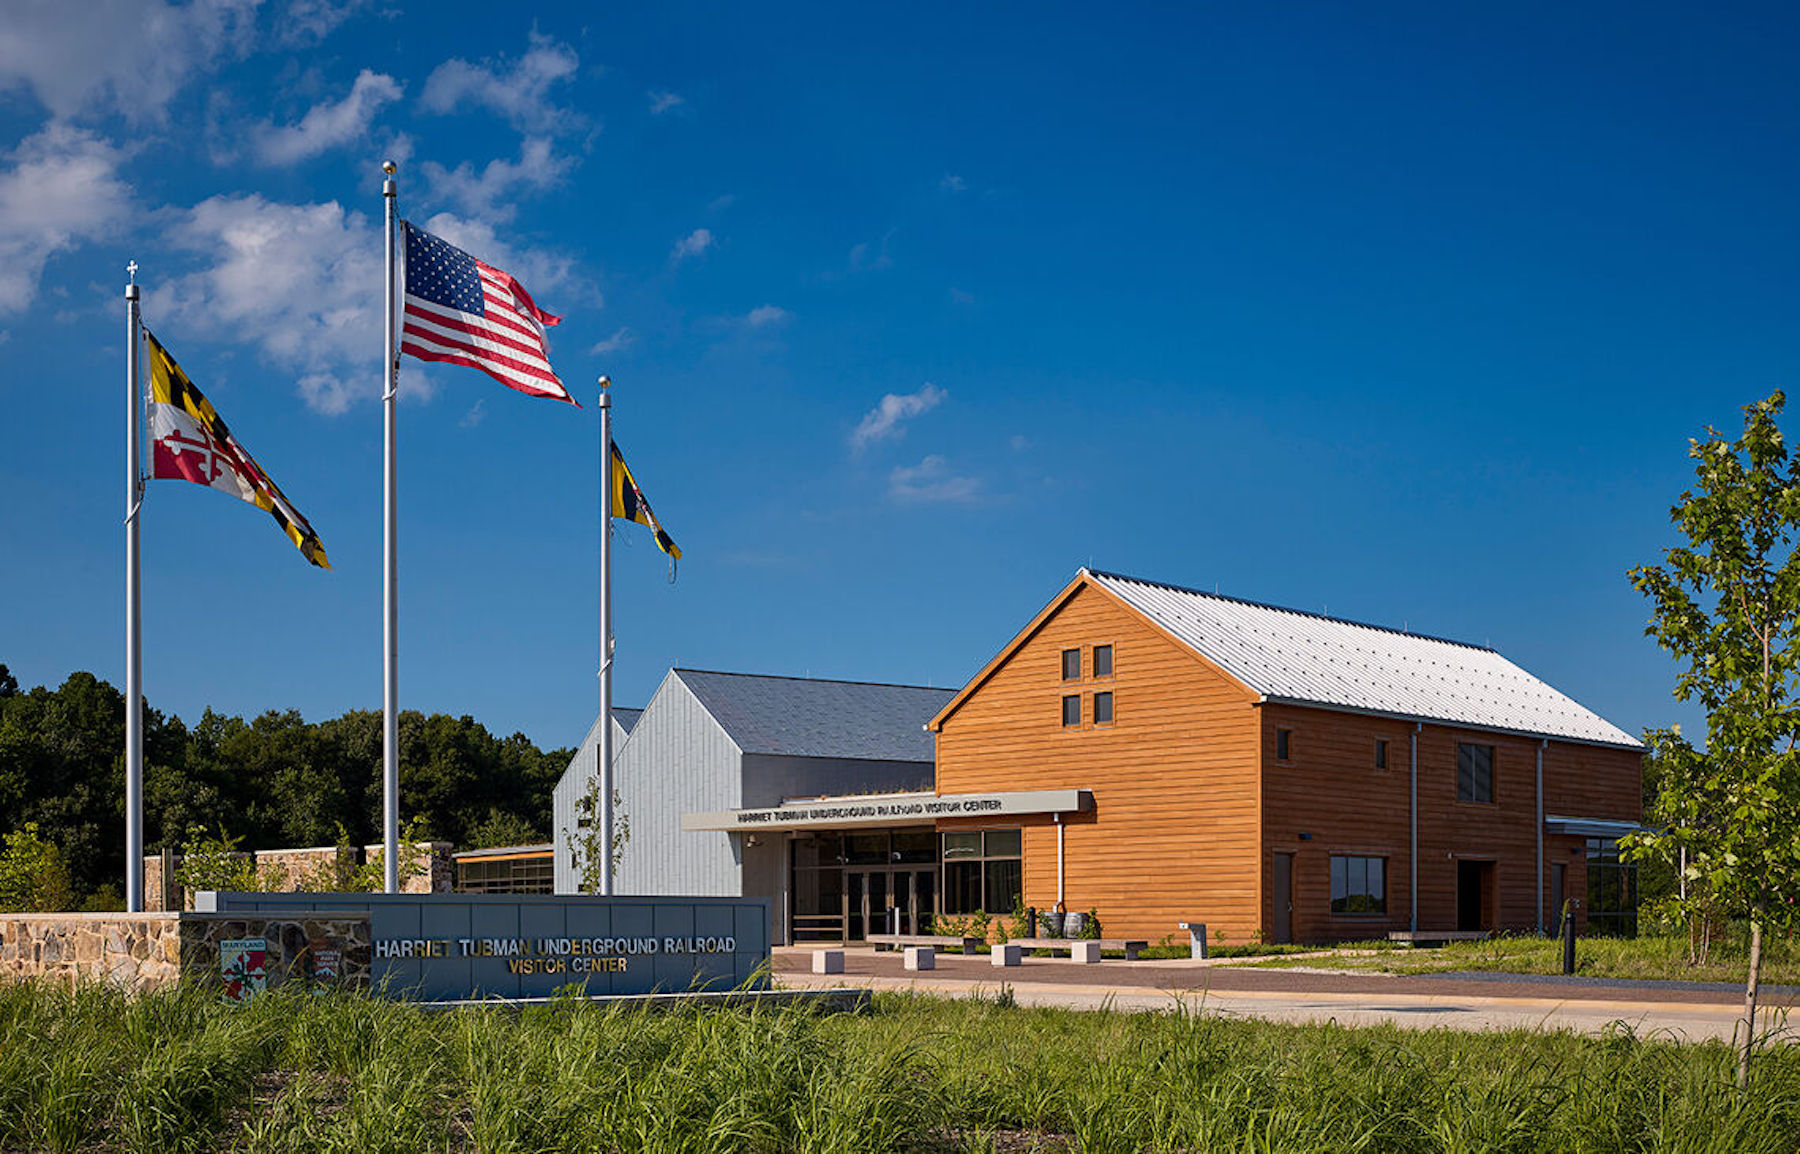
842 868 937 939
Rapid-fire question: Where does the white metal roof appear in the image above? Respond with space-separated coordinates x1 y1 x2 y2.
1088 570 1641 749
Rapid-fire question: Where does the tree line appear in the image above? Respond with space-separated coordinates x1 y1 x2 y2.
0 664 573 906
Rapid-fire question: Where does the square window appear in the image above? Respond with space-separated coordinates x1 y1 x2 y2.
1375 740 1388 770
1061 648 1081 681
983 829 1022 856
1275 728 1292 761
1093 645 1114 678
1457 743 1494 804
942 832 982 860
1062 694 1081 728
1330 855 1387 914
1094 691 1114 724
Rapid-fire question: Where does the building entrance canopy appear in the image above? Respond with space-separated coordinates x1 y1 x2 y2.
681 789 1092 833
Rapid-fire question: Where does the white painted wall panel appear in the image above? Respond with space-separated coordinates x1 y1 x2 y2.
613 672 744 897
552 713 637 893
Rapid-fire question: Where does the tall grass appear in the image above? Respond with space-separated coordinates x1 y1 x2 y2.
0 980 1797 1151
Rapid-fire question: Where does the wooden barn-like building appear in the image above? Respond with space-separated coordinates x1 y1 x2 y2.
928 569 1644 944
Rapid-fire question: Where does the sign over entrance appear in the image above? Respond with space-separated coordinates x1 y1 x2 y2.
681 789 1092 832
197 892 769 1001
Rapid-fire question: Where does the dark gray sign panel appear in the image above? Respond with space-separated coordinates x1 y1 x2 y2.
198 892 769 1002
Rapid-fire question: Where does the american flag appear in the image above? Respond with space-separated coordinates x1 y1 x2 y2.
399 221 576 405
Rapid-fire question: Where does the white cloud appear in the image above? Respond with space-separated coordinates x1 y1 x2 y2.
849 383 945 452
847 230 894 273
295 372 357 417
419 31 583 134
948 286 974 305
277 0 369 46
940 173 967 192
0 124 132 314
671 227 714 262
744 304 788 327
252 70 402 166
648 90 683 114
459 398 486 428
0 0 258 122
420 138 572 222
889 455 980 503
590 326 632 355
153 194 383 412
383 132 415 169
707 194 735 212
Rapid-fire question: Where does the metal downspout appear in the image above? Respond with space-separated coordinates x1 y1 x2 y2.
1055 812 1066 909
1410 723 1420 934
1537 738 1547 935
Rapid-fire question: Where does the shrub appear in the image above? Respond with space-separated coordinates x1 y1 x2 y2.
0 823 75 912
173 827 278 899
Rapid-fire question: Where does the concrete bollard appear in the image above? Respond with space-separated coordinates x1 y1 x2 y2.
812 949 845 975
903 946 935 971
1071 940 1102 963
992 942 1021 967
1179 920 1209 960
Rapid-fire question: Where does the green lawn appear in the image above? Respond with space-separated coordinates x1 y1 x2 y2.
3 979 1799 1152
1247 932 1800 985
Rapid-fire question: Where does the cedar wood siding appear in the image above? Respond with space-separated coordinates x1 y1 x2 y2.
934 582 1264 942
1261 703 1641 942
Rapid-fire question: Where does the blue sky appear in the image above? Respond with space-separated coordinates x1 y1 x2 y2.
1 1 1794 750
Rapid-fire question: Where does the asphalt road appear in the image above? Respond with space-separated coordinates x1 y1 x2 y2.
771 947 1798 1043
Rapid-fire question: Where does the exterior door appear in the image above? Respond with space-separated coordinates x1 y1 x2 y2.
845 873 866 941
1272 852 1294 943
1457 860 1493 931
838 867 940 941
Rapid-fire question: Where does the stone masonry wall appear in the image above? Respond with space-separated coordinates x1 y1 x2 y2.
0 912 371 995
178 914 373 994
146 841 455 910
0 914 182 990
363 842 456 894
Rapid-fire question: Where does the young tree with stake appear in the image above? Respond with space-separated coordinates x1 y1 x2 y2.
1627 391 1800 1087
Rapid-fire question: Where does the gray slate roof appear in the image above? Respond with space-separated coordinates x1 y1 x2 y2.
675 669 952 762
573 705 644 752
1089 570 1641 749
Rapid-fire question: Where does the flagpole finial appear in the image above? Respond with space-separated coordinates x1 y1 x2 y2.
126 260 138 285
598 376 611 408
382 159 397 175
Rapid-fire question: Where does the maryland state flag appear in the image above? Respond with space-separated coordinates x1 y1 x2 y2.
145 331 330 568
610 441 680 573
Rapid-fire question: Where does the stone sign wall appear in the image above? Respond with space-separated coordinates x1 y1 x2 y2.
201 892 771 1001
0 912 371 994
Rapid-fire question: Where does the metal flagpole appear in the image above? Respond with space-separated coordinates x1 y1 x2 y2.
124 263 144 912
382 162 400 893
597 377 615 896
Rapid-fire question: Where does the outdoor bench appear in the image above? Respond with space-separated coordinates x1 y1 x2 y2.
1021 937 1149 961
866 933 985 954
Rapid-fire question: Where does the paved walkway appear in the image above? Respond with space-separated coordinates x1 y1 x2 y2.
771 947 1798 1044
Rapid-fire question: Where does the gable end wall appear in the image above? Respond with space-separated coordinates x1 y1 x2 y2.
935 582 1263 941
